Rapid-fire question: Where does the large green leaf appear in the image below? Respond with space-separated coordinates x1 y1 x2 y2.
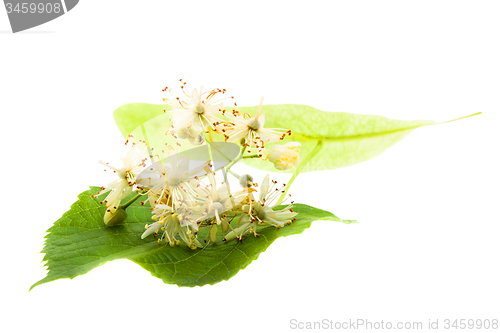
31 187 355 290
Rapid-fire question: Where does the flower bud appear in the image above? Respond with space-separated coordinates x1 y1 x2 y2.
210 224 218 243
104 207 128 226
239 174 254 188
221 218 230 233
176 127 191 140
268 142 300 170
175 126 205 145
188 133 205 146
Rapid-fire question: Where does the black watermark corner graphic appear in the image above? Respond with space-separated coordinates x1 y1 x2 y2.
3 0 79 33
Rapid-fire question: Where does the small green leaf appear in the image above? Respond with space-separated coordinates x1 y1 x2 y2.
31 188 355 290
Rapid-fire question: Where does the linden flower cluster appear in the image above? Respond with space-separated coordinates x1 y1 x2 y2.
163 82 292 157
94 81 301 249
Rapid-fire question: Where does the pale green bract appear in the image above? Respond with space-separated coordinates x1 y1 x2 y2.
31 188 355 290
113 103 477 174
238 104 437 173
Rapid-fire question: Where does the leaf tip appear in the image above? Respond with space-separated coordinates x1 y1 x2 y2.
29 281 40 292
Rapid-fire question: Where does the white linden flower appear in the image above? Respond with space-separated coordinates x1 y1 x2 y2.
225 174 297 241
268 142 300 170
147 154 209 209
142 204 202 249
163 81 233 133
93 138 148 215
195 167 247 242
223 98 291 150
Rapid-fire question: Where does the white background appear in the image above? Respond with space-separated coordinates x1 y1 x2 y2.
1 1 499 332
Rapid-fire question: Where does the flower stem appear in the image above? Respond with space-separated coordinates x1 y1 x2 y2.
141 124 155 163
205 136 233 163
224 145 246 182
278 139 323 203
228 169 241 179
120 193 143 209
